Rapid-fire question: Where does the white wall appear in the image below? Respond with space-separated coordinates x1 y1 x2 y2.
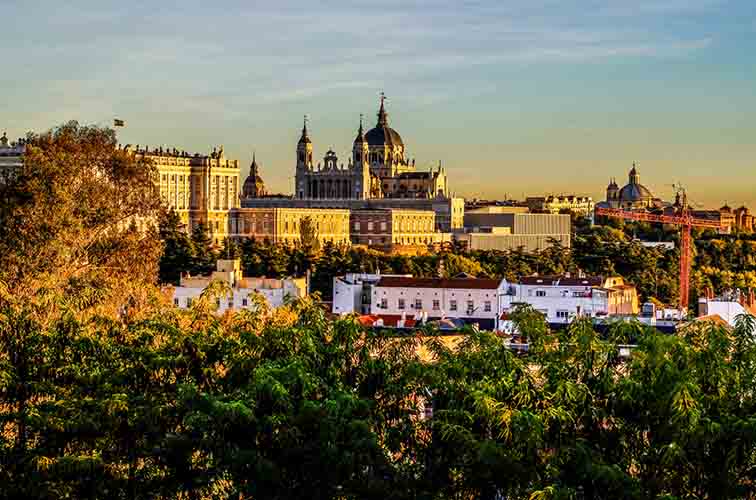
371 285 503 324
500 284 609 324
332 278 362 314
172 283 303 312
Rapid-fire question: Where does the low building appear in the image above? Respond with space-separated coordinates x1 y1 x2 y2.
0 132 25 183
350 208 437 249
370 276 507 330
500 274 639 324
457 212 571 252
172 259 307 312
229 207 351 245
332 272 412 315
698 289 756 327
526 195 594 216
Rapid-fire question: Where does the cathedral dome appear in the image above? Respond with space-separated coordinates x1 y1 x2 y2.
365 125 404 147
365 98 404 147
618 183 652 202
617 163 652 203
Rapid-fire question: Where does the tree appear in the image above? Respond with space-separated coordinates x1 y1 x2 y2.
299 216 320 251
0 121 162 318
158 209 194 284
190 223 216 276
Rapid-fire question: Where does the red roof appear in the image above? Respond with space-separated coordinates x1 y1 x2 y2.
356 314 418 328
375 276 502 290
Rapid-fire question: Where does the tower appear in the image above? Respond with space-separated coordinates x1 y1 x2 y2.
295 116 313 199
628 162 640 185
606 178 619 204
296 116 313 169
352 115 371 199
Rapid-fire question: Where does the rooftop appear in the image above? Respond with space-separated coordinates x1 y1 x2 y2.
375 276 503 290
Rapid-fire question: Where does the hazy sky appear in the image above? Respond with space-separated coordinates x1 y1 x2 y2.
1 0 755 207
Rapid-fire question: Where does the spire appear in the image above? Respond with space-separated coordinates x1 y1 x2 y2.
250 151 258 176
298 115 311 145
377 92 388 126
354 113 366 143
0 132 7 147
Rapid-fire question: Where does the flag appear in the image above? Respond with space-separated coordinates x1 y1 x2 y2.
113 118 125 127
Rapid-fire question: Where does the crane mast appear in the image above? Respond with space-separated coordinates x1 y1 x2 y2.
595 190 723 312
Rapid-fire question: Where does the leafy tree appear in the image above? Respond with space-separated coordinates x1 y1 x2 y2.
158 208 194 284
299 215 320 251
190 223 216 276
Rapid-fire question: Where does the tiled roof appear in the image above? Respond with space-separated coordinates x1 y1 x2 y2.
375 276 502 290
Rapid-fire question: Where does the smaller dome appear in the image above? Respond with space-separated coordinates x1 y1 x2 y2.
618 183 653 202
720 204 732 212
242 154 266 198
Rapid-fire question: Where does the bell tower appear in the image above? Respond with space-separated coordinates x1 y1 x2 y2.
352 115 371 200
295 116 313 198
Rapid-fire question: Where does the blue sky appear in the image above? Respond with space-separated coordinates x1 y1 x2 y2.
1 0 755 206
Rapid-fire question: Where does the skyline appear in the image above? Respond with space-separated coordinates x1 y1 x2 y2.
1 1 755 207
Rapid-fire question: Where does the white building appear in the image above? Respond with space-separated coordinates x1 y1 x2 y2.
698 291 756 327
500 275 639 325
172 259 307 313
370 276 507 330
332 272 412 315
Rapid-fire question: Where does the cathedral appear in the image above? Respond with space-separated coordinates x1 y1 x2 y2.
294 97 448 200
603 163 663 210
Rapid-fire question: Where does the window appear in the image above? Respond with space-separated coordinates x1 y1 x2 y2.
398 298 405 310
186 298 193 307
174 297 180 307
354 222 360 231
228 300 234 308
380 221 387 231
535 290 546 297
557 310 570 319
432 300 440 310
367 221 374 231
242 298 248 307
467 300 474 314
381 298 388 309
414 298 422 310
484 301 491 312
450 300 457 312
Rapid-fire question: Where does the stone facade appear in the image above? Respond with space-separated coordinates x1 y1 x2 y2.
126 145 241 244
526 195 594 216
350 209 437 248
229 207 351 245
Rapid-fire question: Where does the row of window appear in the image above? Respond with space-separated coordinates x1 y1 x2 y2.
175 297 251 308
381 298 492 313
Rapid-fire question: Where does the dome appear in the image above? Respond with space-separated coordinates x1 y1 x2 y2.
364 98 404 147
618 183 652 202
242 154 266 198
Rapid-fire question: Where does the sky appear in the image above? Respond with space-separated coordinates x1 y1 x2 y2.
1 0 755 207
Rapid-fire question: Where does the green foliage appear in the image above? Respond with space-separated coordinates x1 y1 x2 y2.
2 296 756 498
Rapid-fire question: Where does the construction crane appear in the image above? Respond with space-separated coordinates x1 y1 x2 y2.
595 188 724 312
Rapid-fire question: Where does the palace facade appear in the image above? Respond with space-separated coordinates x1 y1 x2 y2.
126 144 241 244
